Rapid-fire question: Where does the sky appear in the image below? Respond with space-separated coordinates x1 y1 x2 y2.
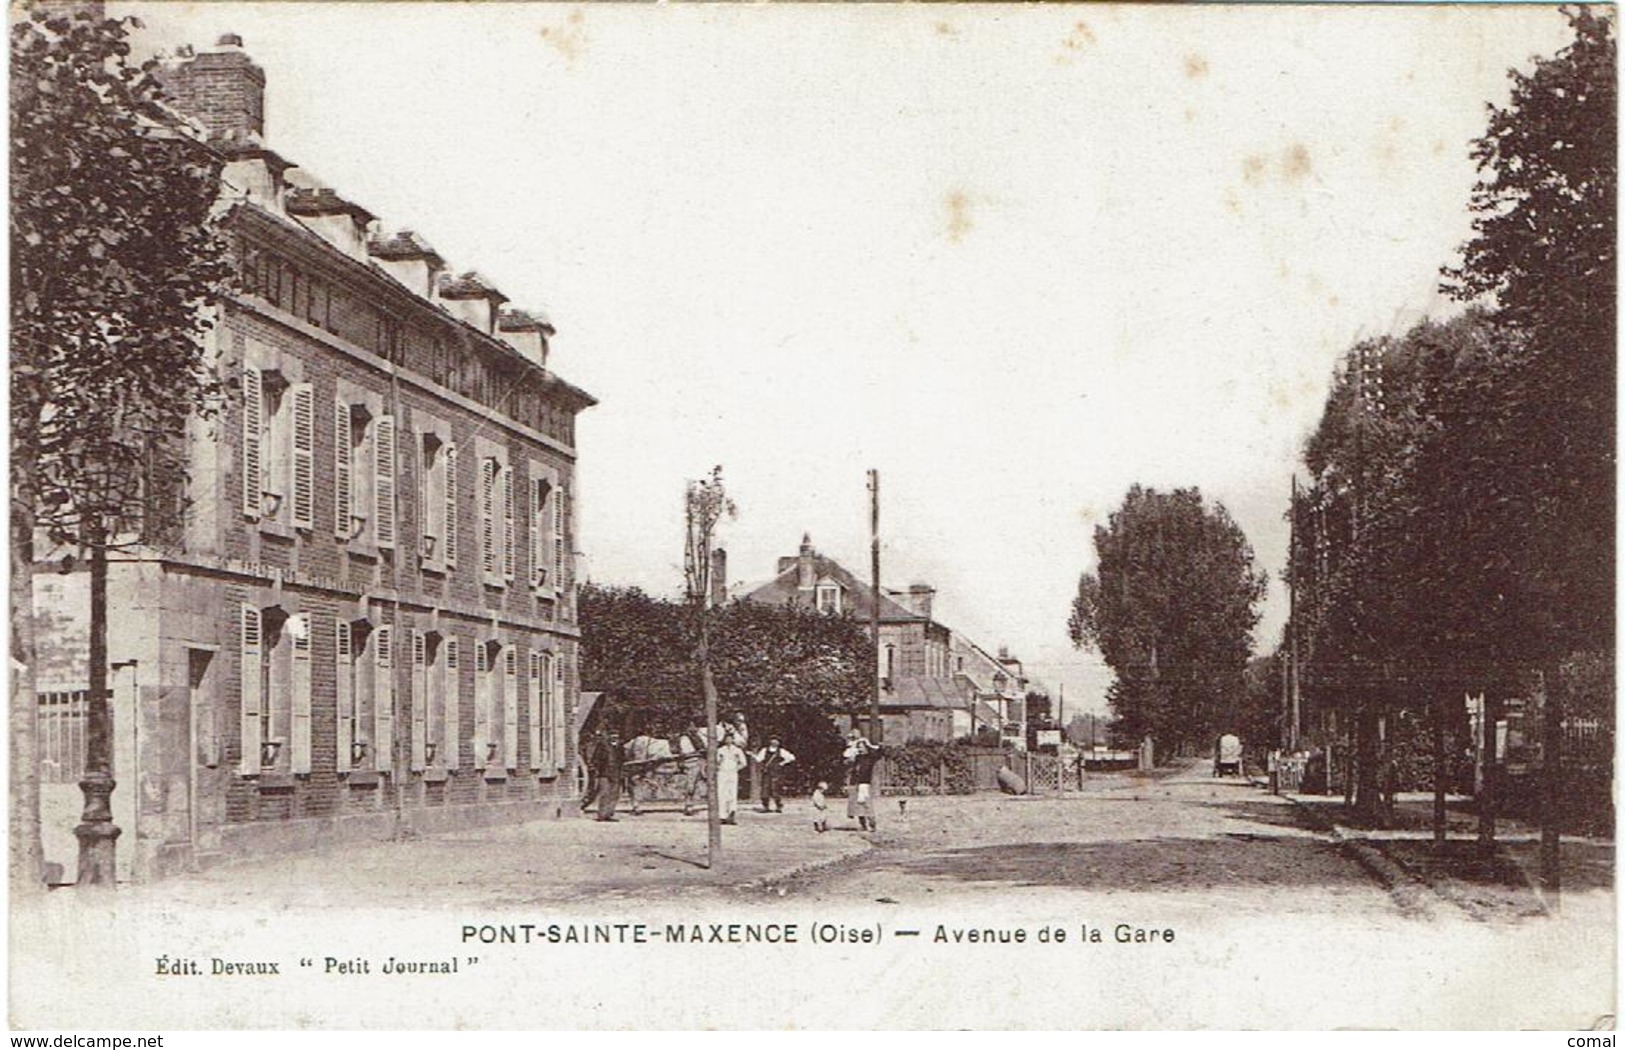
119 2 1578 715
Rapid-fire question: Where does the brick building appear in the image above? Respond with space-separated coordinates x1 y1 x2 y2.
33 36 595 882
737 536 1024 743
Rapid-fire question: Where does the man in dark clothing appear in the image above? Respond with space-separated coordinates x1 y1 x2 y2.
753 737 796 812
583 728 623 821
844 733 885 832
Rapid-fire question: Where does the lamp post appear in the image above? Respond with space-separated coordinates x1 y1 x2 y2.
74 526 119 886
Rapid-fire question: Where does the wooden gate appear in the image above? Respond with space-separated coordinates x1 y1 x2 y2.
1022 752 1083 793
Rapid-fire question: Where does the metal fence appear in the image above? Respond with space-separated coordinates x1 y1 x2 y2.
39 690 89 784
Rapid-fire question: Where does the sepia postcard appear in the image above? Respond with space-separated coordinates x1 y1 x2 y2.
8 0 1616 1032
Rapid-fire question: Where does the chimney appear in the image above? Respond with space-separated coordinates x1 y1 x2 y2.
497 307 555 368
906 583 935 620
709 548 727 609
796 533 815 591
436 271 508 335
286 182 375 261
367 229 445 299
157 33 265 139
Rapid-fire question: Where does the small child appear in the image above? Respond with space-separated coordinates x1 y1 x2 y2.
811 781 829 833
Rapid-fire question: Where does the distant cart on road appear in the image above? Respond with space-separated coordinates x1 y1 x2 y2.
1214 733 1244 777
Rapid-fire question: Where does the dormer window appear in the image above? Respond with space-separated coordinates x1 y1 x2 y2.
815 581 841 615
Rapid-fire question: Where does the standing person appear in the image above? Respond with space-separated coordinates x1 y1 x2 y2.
811 781 830 833
579 727 605 815
721 711 754 800
844 731 885 832
678 722 707 816
715 729 748 825
753 737 796 812
624 726 654 815
592 729 624 822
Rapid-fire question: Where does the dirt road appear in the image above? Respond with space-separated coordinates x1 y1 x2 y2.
788 761 1392 919
12 759 1613 1030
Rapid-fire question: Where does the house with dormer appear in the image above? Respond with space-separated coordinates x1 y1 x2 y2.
31 35 594 883
738 535 1025 743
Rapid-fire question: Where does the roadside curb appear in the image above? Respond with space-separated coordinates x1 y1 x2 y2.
738 837 878 895
1280 792 1440 920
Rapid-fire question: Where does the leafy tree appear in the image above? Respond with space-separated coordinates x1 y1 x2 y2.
1443 5 1615 666
1068 485 1267 757
1240 652 1284 756
578 583 871 791
10 9 229 890
1294 312 1524 818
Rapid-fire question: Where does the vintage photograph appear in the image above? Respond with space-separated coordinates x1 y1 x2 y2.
8 0 1616 1032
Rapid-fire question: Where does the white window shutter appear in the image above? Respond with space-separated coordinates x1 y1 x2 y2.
473 641 490 769
442 638 460 769
426 633 442 766
289 384 315 530
410 630 427 771
374 415 397 548
373 625 394 771
420 438 441 563
554 484 567 597
335 619 353 773
239 604 262 774
553 654 567 770
531 479 547 589
334 402 352 540
443 445 459 569
527 650 542 771
503 646 519 769
501 467 516 582
291 613 312 772
480 459 496 577
241 368 263 520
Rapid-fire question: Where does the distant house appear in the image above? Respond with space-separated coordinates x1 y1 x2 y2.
738 535 1027 743
950 636 1031 743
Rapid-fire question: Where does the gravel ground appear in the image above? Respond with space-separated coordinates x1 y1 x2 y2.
13 759 1614 1030
786 764 1400 920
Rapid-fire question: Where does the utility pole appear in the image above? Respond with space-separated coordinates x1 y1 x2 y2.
1432 691 1447 845
1539 668 1561 902
1288 474 1301 752
868 469 881 745
1477 693 1498 854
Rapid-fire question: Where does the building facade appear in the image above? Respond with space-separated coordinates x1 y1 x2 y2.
949 636 1031 743
738 536 1026 744
33 36 595 882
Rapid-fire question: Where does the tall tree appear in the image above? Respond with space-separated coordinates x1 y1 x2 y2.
10 9 229 890
1068 486 1267 757
1295 312 1523 819
683 466 734 863
1443 4 1616 666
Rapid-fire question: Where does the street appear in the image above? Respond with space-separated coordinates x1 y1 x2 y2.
792 761 1397 920
11 759 1613 1030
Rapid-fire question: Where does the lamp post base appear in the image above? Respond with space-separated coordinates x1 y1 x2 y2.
73 771 121 887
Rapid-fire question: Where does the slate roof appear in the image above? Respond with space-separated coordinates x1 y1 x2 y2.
882 676 970 710
738 553 924 624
